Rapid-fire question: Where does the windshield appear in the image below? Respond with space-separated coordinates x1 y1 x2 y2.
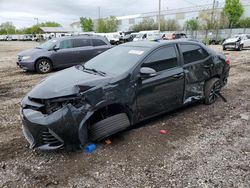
37 39 58 50
83 46 149 75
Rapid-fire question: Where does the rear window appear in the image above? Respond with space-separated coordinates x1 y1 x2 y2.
180 44 209 64
74 38 91 47
93 39 107 46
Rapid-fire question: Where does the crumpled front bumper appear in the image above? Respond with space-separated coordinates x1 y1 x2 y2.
21 103 86 150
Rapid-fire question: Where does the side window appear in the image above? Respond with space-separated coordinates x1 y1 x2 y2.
180 44 209 64
143 46 178 72
59 39 73 49
246 35 250 39
93 39 107 46
74 38 91 47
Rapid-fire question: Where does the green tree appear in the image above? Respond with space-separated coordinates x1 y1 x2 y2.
105 16 118 32
130 18 156 32
0 22 16 34
80 17 93 31
184 19 199 31
219 11 229 29
163 19 180 31
236 17 250 28
223 0 244 28
95 16 118 33
24 21 61 34
96 18 107 33
130 18 180 32
39 21 61 27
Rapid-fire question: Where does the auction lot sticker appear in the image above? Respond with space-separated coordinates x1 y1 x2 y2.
128 50 144 55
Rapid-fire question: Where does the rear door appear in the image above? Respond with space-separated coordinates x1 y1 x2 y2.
179 43 212 103
136 45 184 119
73 38 94 64
50 39 76 68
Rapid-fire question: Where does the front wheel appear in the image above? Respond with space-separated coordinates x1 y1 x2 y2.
89 113 130 141
35 59 52 73
204 78 221 105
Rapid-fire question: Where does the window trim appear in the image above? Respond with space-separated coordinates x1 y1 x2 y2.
59 39 74 49
140 44 181 73
73 38 92 48
177 43 210 66
92 38 107 47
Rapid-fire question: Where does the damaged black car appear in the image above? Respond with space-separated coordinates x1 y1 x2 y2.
20 40 230 150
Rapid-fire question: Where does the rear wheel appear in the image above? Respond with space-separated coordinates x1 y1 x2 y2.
204 78 221 105
89 113 130 141
238 44 243 51
36 59 52 73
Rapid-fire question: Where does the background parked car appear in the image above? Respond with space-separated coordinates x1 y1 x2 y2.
17 35 112 73
162 32 187 40
222 34 250 51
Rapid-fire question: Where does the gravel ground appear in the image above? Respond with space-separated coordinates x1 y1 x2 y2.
0 41 249 188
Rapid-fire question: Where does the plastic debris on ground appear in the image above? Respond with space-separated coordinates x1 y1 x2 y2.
105 139 112 145
159 130 168 134
84 143 96 153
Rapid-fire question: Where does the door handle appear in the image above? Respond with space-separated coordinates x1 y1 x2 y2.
173 73 184 79
204 64 213 68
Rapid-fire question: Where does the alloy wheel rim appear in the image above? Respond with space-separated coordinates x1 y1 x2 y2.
208 81 221 103
39 61 50 73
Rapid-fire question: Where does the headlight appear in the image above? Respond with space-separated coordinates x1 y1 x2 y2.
22 56 31 60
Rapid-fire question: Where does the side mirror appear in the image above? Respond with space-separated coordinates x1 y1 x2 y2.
140 67 157 78
53 46 60 51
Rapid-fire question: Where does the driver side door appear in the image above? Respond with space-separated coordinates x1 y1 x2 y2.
50 39 77 68
135 45 184 120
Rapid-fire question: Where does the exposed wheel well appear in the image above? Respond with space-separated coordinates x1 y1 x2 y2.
87 104 130 126
35 57 53 71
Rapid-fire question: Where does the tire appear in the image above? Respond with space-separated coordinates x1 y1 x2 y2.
204 78 221 105
238 44 243 51
89 113 130 141
35 59 52 73
223 46 226 51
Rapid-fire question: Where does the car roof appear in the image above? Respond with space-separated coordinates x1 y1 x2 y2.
54 35 107 41
121 39 203 48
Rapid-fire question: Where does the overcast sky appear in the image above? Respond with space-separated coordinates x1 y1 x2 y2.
0 0 220 28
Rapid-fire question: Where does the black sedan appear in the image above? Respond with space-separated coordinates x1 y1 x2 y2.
20 40 230 150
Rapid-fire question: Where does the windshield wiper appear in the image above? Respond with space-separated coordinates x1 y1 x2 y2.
81 65 106 76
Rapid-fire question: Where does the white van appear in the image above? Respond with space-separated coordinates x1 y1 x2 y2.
97 32 121 45
133 30 159 41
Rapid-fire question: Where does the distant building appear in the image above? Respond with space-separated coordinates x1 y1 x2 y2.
70 1 250 32
70 22 81 32
39 27 76 38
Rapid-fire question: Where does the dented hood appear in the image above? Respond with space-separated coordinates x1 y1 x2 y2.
28 66 112 99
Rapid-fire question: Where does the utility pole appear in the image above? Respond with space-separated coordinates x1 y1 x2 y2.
98 7 101 19
34 18 39 25
211 0 216 29
158 0 161 33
